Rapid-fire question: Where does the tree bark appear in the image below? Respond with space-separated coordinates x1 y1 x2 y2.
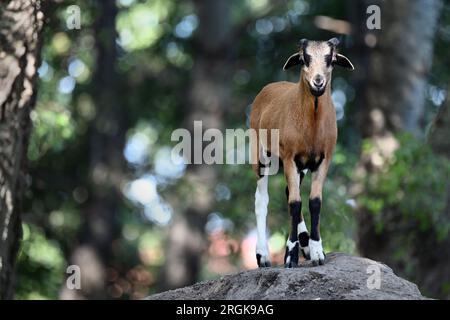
60 0 126 299
158 0 232 291
0 0 44 299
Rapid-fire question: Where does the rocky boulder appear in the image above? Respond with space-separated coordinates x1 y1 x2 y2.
148 253 427 300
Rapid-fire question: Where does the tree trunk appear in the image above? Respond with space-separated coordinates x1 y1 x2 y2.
428 84 450 158
0 0 44 299
355 0 443 296
358 0 441 139
158 0 232 291
343 0 376 147
60 0 125 299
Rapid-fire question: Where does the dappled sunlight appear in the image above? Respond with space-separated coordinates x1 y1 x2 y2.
125 175 158 205
116 0 173 51
124 132 152 166
58 76 76 94
7 0 450 301
154 147 186 179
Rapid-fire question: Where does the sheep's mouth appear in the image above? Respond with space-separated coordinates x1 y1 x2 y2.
309 85 326 97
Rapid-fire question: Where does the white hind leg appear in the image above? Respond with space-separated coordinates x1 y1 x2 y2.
255 174 270 267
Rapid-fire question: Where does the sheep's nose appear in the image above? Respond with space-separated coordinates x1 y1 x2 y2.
313 76 324 87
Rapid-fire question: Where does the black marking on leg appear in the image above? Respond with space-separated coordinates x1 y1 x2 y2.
299 232 310 260
285 185 289 201
257 163 264 178
285 201 302 268
289 201 301 242
309 197 321 241
314 97 319 112
291 242 299 267
299 232 309 248
284 241 299 268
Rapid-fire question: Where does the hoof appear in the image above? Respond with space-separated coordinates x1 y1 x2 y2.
284 240 299 268
311 258 325 267
309 238 325 266
301 248 311 261
256 254 271 268
284 260 298 268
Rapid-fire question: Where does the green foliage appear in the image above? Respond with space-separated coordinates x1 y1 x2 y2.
117 0 175 52
360 134 450 241
28 105 76 161
14 0 450 300
15 224 65 300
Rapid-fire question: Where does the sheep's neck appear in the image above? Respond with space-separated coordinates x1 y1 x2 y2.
297 76 331 116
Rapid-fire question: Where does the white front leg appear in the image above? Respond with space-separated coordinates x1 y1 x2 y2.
255 175 270 267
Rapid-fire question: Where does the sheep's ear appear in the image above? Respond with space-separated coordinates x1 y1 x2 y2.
334 54 354 70
283 52 303 70
328 37 340 47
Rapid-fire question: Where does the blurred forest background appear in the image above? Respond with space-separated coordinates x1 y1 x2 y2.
1 0 450 300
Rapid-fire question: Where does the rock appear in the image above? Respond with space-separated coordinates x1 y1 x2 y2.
147 253 427 300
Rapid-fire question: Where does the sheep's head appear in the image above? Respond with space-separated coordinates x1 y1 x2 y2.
283 38 354 97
